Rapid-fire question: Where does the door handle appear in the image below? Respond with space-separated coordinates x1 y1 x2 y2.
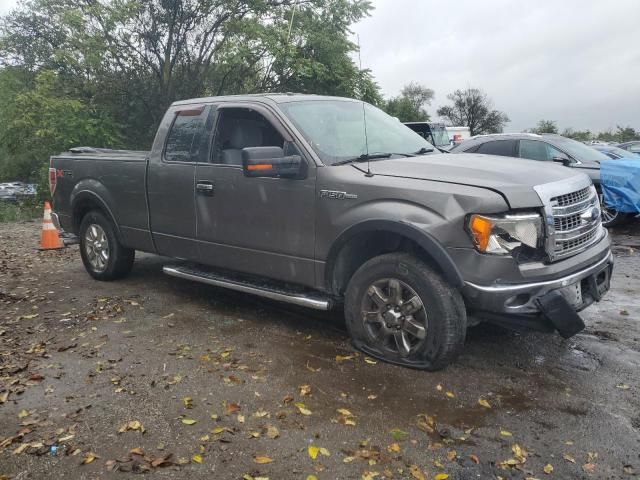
196 181 214 196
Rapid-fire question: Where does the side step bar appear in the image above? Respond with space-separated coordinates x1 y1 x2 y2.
163 266 331 311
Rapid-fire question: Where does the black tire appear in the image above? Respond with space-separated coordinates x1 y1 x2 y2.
344 253 466 371
79 210 135 281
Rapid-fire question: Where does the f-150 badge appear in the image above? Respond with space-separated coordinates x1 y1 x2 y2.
320 190 358 200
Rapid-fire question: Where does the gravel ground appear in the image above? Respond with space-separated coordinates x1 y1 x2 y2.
1 219 639 480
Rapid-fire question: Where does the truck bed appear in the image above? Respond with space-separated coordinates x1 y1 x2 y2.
51 147 152 252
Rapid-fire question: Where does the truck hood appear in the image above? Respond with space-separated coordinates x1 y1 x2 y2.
363 153 591 209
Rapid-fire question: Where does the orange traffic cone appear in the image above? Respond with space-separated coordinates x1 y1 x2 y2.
39 201 64 250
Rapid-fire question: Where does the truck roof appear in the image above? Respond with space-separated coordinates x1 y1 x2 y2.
171 93 360 106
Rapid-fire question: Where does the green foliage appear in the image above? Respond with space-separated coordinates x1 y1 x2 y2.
562 128 592 142
0 199 41 223
382 83 433 122
532 119 558 134
0 0 379 188
436 88 509 136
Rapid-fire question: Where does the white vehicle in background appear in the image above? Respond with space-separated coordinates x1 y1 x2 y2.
446 126 471 146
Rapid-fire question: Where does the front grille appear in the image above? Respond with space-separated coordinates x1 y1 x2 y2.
549 186 602 260
552 187 591 207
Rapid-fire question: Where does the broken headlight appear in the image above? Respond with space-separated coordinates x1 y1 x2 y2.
468 213 543 255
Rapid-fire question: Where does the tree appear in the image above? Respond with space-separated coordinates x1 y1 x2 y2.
0 0 377 147
532 120 558 134
436 88 509 136
383 82 434 122
614 125 639 143
562 128 592 142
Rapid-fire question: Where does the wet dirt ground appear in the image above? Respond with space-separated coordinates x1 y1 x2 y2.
1 220 639 480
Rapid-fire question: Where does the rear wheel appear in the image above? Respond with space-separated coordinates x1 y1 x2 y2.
600 203 628 228
345 253 466 370
79 210 135 280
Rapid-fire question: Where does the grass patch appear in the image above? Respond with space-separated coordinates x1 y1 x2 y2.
0 200 41 223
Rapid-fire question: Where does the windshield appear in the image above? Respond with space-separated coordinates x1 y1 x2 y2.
550 137 610 162
431 127 450 147
279 100 434 165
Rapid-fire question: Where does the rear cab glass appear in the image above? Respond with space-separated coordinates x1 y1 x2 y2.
164 106 214 163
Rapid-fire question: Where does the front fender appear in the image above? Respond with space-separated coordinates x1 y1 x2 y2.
325 219 465 290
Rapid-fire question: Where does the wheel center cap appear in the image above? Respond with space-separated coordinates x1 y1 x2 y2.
383 310 402 326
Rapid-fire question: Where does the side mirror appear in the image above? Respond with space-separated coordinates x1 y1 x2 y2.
552 155 572 166
242 146 303 179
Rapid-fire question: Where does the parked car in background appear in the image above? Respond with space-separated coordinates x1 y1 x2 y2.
592 144 640 160
404 122 451 150
0 184 18 203
616 141 640 157
450 133 629 227
0 181 37 198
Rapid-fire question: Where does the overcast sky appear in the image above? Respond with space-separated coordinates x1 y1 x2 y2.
1 0 639 132
353 0 640 132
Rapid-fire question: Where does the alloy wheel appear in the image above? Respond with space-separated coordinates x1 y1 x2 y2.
360 278 428 357
84 224 110 272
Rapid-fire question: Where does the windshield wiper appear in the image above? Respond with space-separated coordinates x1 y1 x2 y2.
414 147 435 155
333 152 416 166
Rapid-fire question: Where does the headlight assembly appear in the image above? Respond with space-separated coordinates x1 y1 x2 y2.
468 213 543 255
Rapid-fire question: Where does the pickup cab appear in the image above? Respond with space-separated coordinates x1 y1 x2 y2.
49 94 613 370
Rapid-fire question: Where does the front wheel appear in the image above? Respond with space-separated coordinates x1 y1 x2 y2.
344 253 466 371
79 210 135 281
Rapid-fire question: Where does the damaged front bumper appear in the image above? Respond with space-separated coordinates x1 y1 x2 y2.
463 250 614 337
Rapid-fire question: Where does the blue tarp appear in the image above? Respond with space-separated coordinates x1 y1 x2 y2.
601 159 640 213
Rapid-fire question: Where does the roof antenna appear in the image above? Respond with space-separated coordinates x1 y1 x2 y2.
357 34 373 177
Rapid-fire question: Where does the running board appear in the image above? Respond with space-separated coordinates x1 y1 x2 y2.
162 265 331 311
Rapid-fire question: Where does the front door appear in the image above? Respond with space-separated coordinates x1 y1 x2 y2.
194 105 317 287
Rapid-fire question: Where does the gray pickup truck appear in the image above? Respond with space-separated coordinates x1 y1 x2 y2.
49 94 613 370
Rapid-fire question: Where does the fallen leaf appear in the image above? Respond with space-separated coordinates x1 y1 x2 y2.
307 476 318 480
583 462 596 473
17 410 29 419
470 454 480 464
254 455 273 464
364 357 378 365
336 354 356 362
237 414 245 423
616 384 630 390
387 443 401 453
183 397 193 409
192 454 203 464
563 454 576 464
500 430 513 437
266 425 280 439
367 394 377 400
299 384 312 396
118 420 145 433
81 452 99 465
434 474 449 480
130 447 145 456
409 465 426 480
544 463 554 474
305 362 320 372
436 384 443 391
295 402 312 416
337 408 353 416
390 428 408 441
447 450 457 461
308 445 320 459
478 398 491 409
225 402 241 414
181 418 197 425
445 391 455 398
0 392 8 404
282 394 294 404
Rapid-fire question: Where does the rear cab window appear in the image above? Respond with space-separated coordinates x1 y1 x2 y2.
164 106 214 163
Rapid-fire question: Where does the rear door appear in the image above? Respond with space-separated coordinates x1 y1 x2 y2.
147 104 214 259
194 104 317 287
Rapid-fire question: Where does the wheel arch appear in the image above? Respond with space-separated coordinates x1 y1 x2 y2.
71 190 122 241
325 220 464 296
